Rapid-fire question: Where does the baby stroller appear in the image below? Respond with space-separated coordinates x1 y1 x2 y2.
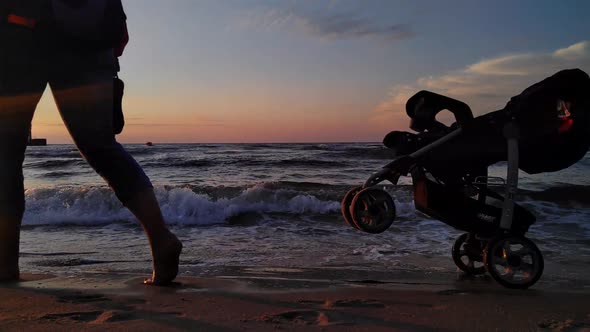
341 69 590 289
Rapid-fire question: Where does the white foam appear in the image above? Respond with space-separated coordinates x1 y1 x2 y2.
23 185 340 226
24 187 131 226
156 185 340 225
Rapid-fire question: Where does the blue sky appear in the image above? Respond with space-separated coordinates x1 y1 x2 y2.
34 0 590 143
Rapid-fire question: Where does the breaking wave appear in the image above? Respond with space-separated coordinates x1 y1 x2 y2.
23 183 341 227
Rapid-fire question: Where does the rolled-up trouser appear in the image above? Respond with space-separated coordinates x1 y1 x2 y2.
0 25 152 223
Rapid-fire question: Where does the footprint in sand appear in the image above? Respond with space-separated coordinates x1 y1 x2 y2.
42 310 138 324
122 298 147 305
261 310 336 326
41 311 104 322
325 299 385 308
57 293 111 304
298 299 385 308
437 289 471 296
537 319 590 331
90 311 138 324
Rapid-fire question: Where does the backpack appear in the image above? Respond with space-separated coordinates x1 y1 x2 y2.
50 0 127 52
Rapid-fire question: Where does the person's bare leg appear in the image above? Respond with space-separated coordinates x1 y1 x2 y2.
125 188 182 285
0 220 20 282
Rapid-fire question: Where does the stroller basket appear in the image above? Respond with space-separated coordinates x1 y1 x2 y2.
413 172 535 237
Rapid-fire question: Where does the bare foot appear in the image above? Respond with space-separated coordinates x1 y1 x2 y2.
144 231 182 286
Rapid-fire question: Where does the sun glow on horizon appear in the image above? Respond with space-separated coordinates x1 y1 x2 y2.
26 2 590 144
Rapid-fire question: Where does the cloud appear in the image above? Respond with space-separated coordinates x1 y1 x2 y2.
296 13 413 41
372 41 590 131
554 41 590 60
241 6 414 42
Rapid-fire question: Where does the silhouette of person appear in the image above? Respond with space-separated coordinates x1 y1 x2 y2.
0 0 182 285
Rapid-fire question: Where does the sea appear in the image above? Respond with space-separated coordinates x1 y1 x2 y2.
19 143 590 285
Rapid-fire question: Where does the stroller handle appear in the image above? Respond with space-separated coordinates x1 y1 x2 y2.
406 90 474 132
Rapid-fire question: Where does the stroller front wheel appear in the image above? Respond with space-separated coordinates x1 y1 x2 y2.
452 233 486 275
350 188 396 234
483 235 544 289
341 186 363 229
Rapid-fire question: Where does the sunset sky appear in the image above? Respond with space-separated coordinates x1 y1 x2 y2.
32 0 590 143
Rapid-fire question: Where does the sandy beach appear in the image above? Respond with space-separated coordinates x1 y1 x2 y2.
2 268 589 332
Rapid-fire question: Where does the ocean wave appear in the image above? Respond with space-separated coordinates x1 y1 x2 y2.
25 149 81 159
125 149 159 157
25 159 84 169
34 258 122 267
225 158 344 168
23 184 341 227
521 184 590 206
295 143 396 160
24 187 131 226
158 185 340 225
141 158 344 169
42 171 85 178
234 143 278 150
273 159 344 168
142 157 213 168
335 147 397 160
300 143 357 151
192 182 414 202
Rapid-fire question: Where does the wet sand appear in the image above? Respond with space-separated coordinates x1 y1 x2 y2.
1 269 590 331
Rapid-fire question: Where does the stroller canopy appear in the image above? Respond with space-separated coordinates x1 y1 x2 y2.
508 69 590 174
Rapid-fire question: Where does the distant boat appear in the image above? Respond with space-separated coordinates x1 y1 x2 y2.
27 125 47 146
146 141 154 146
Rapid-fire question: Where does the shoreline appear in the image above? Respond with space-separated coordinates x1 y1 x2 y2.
2 268 589 331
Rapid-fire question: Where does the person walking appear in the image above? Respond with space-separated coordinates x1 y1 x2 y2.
0 0 182 285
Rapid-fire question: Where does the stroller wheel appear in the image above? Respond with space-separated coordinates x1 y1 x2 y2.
341 186 363 229
452 233 486 275
483 235 544 289
350 188 396 234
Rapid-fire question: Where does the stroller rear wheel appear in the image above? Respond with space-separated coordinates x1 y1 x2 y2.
341 186 363 229
483 235 544 289
350 188 396 234
452 233 486 275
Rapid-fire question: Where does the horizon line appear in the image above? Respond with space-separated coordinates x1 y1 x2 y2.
39 141 383 145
